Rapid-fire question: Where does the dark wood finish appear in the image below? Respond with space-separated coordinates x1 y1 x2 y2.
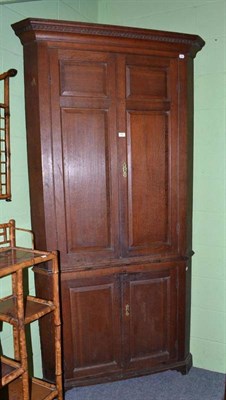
62 273 122 383
124 54 179 257
12 18 204 387
61 261 188 387
122 266 178 370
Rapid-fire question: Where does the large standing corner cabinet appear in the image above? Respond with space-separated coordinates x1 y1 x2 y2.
12 18 204 388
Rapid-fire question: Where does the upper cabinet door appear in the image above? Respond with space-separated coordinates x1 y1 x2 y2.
119 54 181 258
49 49 184 265
49 49 120 266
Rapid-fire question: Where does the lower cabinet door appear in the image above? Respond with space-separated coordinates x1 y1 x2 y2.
122 264 178 371
62 273 122 383
62 263 181 386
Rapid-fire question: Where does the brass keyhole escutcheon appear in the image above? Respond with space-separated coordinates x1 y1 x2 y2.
122 162 127 178
125 304 130 317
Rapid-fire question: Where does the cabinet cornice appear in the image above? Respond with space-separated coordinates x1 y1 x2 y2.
12 18 205 57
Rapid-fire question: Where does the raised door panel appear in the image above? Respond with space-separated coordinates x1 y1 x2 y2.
49 49 119 267
128 111 169 245
62 274 122 382
122 264 178 371
122 55 180 257
61 109 111 251
60 59 108 97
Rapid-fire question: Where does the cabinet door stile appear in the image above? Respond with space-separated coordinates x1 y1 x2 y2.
119 272 131 367
115 55 129 258
48 48 68 256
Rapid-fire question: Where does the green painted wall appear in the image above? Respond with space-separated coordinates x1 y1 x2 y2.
0 0 225 377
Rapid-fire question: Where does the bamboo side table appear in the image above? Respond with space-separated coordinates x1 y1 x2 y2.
0 219 63 400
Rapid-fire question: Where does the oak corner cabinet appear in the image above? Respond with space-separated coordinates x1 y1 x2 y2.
12 18 204 388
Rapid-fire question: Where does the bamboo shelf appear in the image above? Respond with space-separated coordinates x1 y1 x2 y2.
8 376 59 400
0 356 24 387
0 294 55 325
0 220 63 400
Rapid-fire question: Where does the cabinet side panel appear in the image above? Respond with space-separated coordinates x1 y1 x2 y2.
23 42 58 252
23 43 46 249
177 57 194 359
